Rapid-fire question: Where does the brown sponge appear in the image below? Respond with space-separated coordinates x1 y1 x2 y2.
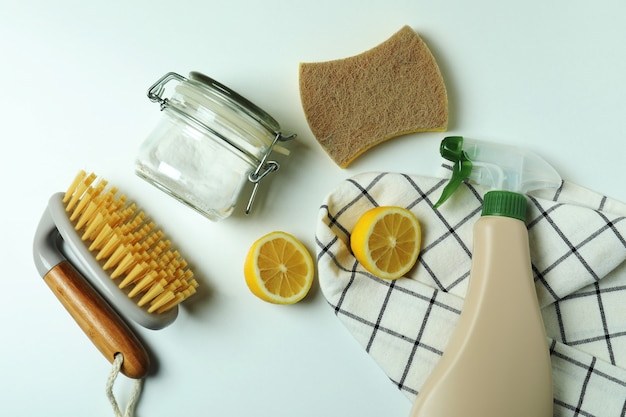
299 25 448 168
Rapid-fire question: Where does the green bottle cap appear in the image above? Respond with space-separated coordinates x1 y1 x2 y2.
481 191 527 221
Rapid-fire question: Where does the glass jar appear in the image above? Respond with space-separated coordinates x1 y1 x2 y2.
135 72 295 221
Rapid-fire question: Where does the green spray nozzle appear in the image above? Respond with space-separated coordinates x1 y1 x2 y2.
433 136 473 208
433 136 562 209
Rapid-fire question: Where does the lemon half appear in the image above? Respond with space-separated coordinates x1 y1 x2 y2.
244 231 314 304
350 206 421 280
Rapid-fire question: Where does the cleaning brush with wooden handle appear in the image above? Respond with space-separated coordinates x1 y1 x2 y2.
33 170 198 378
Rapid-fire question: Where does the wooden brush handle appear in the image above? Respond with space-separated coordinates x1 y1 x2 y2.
44 260 150 379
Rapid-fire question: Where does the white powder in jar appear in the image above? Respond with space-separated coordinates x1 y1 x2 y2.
136 111 255 220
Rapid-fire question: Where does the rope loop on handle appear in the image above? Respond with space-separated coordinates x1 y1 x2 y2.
105 353 144 417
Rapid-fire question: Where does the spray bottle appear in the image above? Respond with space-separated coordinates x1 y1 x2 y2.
409 136 560 417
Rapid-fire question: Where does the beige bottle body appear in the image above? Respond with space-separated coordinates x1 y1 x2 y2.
410 215 553 417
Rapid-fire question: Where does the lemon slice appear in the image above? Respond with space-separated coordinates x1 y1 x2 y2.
244 231 314 304
350 206 421 280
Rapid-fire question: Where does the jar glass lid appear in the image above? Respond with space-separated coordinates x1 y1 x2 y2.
188 71 281 134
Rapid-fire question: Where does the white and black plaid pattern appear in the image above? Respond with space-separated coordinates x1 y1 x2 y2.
316 172 626 416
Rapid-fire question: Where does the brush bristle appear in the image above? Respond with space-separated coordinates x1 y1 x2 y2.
63 170 198 314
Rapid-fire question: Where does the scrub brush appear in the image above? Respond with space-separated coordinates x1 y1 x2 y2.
33 170 199 378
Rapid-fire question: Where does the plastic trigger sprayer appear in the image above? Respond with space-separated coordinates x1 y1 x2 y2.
409 136 561 417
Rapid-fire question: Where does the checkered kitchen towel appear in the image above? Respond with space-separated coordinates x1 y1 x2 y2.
316 171 626 416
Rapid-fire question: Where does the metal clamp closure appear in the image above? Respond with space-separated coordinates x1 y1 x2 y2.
147 72 186 109
246 132 296 215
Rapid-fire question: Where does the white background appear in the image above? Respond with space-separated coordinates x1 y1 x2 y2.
2 0 626 416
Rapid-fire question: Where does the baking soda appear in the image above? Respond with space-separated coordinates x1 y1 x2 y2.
136 111 254 220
